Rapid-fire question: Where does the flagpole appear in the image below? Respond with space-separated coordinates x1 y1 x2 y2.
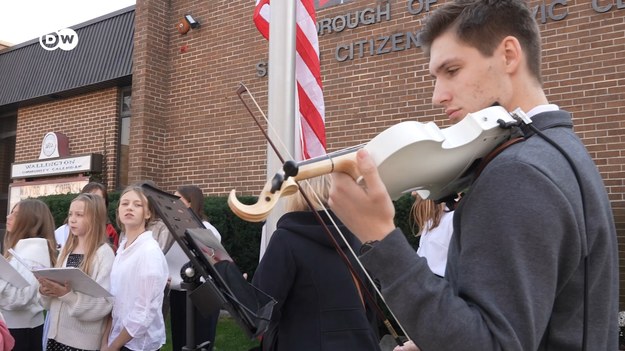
259 0 297 260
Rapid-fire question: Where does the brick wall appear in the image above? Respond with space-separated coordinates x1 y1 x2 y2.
152 0 624 195
158 0 273 195
14 88 120 188
139 0 624 304
128 0 171 187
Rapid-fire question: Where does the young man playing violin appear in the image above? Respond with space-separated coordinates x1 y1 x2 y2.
328 1 618 350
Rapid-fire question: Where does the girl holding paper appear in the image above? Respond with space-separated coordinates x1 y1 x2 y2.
1 199 57 351
38 193 115 351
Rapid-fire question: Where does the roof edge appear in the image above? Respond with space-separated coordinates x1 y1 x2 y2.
0 4 136 54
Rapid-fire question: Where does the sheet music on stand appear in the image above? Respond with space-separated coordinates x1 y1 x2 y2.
141 183 276 339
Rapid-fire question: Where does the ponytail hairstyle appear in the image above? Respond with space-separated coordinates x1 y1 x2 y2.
410 194 447 236
57 194 108 275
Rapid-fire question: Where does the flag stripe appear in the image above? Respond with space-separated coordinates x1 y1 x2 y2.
295 49 324 115
301 117 325 159
297 80 325 143
254 0 326 160
296 27 322 88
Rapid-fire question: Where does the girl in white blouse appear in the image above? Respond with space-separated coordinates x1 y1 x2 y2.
101 186 168 351
38 193 115 351
1 199 57 351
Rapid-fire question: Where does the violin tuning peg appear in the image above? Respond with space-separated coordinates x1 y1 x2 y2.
283 160 299 178
270 173 285 193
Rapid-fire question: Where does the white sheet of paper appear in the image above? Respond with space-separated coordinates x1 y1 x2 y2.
34 267 112 298
8 248 111 297
0 254 30 288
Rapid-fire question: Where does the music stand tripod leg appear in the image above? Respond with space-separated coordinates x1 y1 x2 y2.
181 266 210 351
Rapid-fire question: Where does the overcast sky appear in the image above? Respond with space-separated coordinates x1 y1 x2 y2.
0 0 136 45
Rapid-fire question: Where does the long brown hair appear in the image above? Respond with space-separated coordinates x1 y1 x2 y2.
3 199 57 266
56 194 109 275
410 194 447 236
177 185 207 221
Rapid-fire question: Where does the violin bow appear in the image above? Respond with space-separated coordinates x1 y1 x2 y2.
235 83 408 347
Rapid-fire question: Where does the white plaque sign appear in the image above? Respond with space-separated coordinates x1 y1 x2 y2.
11 154 102 179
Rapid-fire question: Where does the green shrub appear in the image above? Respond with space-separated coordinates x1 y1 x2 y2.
37 192 417 279
203 195 263 278
394 193 420 249
39 194 77 227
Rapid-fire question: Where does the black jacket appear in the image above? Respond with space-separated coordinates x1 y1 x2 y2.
252 210 381 351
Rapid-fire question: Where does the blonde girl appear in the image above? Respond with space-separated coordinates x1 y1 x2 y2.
38 193 115 351
102 186 168 351
1 199 57 351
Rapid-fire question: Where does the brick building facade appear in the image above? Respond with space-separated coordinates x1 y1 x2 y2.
1 0 624 304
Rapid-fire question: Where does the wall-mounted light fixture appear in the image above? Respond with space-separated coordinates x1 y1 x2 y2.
177 14 200 35
185 15 200 29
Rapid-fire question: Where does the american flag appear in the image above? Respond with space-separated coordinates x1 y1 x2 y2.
254 0 327 160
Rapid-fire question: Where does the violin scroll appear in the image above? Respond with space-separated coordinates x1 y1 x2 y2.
228 151 360 222
228 176 299 222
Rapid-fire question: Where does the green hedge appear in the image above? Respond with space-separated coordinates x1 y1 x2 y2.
38 193 418 278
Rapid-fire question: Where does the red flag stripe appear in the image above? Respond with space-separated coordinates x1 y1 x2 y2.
254 0 326 160
297 81 326 144
295 27 322 88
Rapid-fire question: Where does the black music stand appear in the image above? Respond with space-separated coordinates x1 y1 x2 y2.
141 183 276 346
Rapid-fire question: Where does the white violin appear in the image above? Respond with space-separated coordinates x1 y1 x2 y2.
228 105 517 222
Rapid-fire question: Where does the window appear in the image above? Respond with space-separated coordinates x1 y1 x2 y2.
117 87 131 189
0 111 16 247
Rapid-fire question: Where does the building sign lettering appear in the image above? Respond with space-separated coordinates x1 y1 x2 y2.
317 3 391 35
8 179 88 214
532 0 568 23
592 0 625 13
11 154 102 179
406 0 437 15
335 31 420 62
256 0 624 73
